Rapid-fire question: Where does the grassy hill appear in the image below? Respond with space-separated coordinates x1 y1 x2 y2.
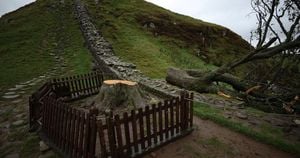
1 1 300 157
0 0 251 90
0 0 92 90
83 0 251 78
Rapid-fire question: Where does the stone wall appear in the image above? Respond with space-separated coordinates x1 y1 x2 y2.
74 0 240 106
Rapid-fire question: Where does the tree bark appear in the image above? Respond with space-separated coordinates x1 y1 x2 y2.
166 67 299 113
94 80 146 112
166 67 249 93
166 67 213 93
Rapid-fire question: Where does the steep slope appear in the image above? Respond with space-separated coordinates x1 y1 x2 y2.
83 0 251 78
0 0 92 91
0 1 94 157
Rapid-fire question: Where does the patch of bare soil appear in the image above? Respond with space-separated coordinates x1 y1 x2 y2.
145 116 297 158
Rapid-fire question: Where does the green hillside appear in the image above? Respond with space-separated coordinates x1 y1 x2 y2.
0 0 251 90
1 1 299 158
83 0 251 78
0 0 92 90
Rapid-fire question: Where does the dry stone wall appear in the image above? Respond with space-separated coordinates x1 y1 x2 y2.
74 0 240 107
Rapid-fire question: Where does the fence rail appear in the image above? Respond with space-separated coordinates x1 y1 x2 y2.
29 72 194 158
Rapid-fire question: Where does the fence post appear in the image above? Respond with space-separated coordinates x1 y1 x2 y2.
180 91 189 131
185 92 190 130
97 119 107 158
106 111 117 158
123 112 131 156
29 96 36 131
83 112 90 157
175 97 180 134
131 110 138 153
115 115 123 157
189 93 194 128
179 92 184 130
88 108 98 158
29 95 44 132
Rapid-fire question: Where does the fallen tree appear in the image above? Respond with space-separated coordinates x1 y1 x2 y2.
166 67 248 93
166 0 300 113
167 67 300 112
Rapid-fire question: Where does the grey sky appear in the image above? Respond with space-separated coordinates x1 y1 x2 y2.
0 0 35 17
1 0 257 42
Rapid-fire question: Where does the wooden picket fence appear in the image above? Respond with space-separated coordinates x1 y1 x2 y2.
29 71 103 130
51 71 104 101
29 82 53 129
41 94 99 158
29 72 194 158
96 92 193 158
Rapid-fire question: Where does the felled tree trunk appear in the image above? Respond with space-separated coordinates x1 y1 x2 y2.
94 80 146 112
166 67 251 94
166 67 214 93
166 67 293 113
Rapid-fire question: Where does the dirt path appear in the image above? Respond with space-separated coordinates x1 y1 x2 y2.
145 116 297 158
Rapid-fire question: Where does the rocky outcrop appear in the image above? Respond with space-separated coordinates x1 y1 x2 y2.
74 0 241 107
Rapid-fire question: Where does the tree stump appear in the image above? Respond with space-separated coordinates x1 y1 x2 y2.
94 80 146 112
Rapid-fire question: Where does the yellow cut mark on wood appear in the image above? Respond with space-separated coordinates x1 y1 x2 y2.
217 91 231 99
283 95 299 113
245 85 261 94
104 80 137 86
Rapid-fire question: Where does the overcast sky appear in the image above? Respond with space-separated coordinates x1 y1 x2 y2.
146 0 256 43
0 0 256 42
0 0 35 17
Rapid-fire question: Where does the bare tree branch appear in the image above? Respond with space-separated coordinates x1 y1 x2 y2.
256 0 277 48
229 37 278 69
286 15 300 41
247 39 300 61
